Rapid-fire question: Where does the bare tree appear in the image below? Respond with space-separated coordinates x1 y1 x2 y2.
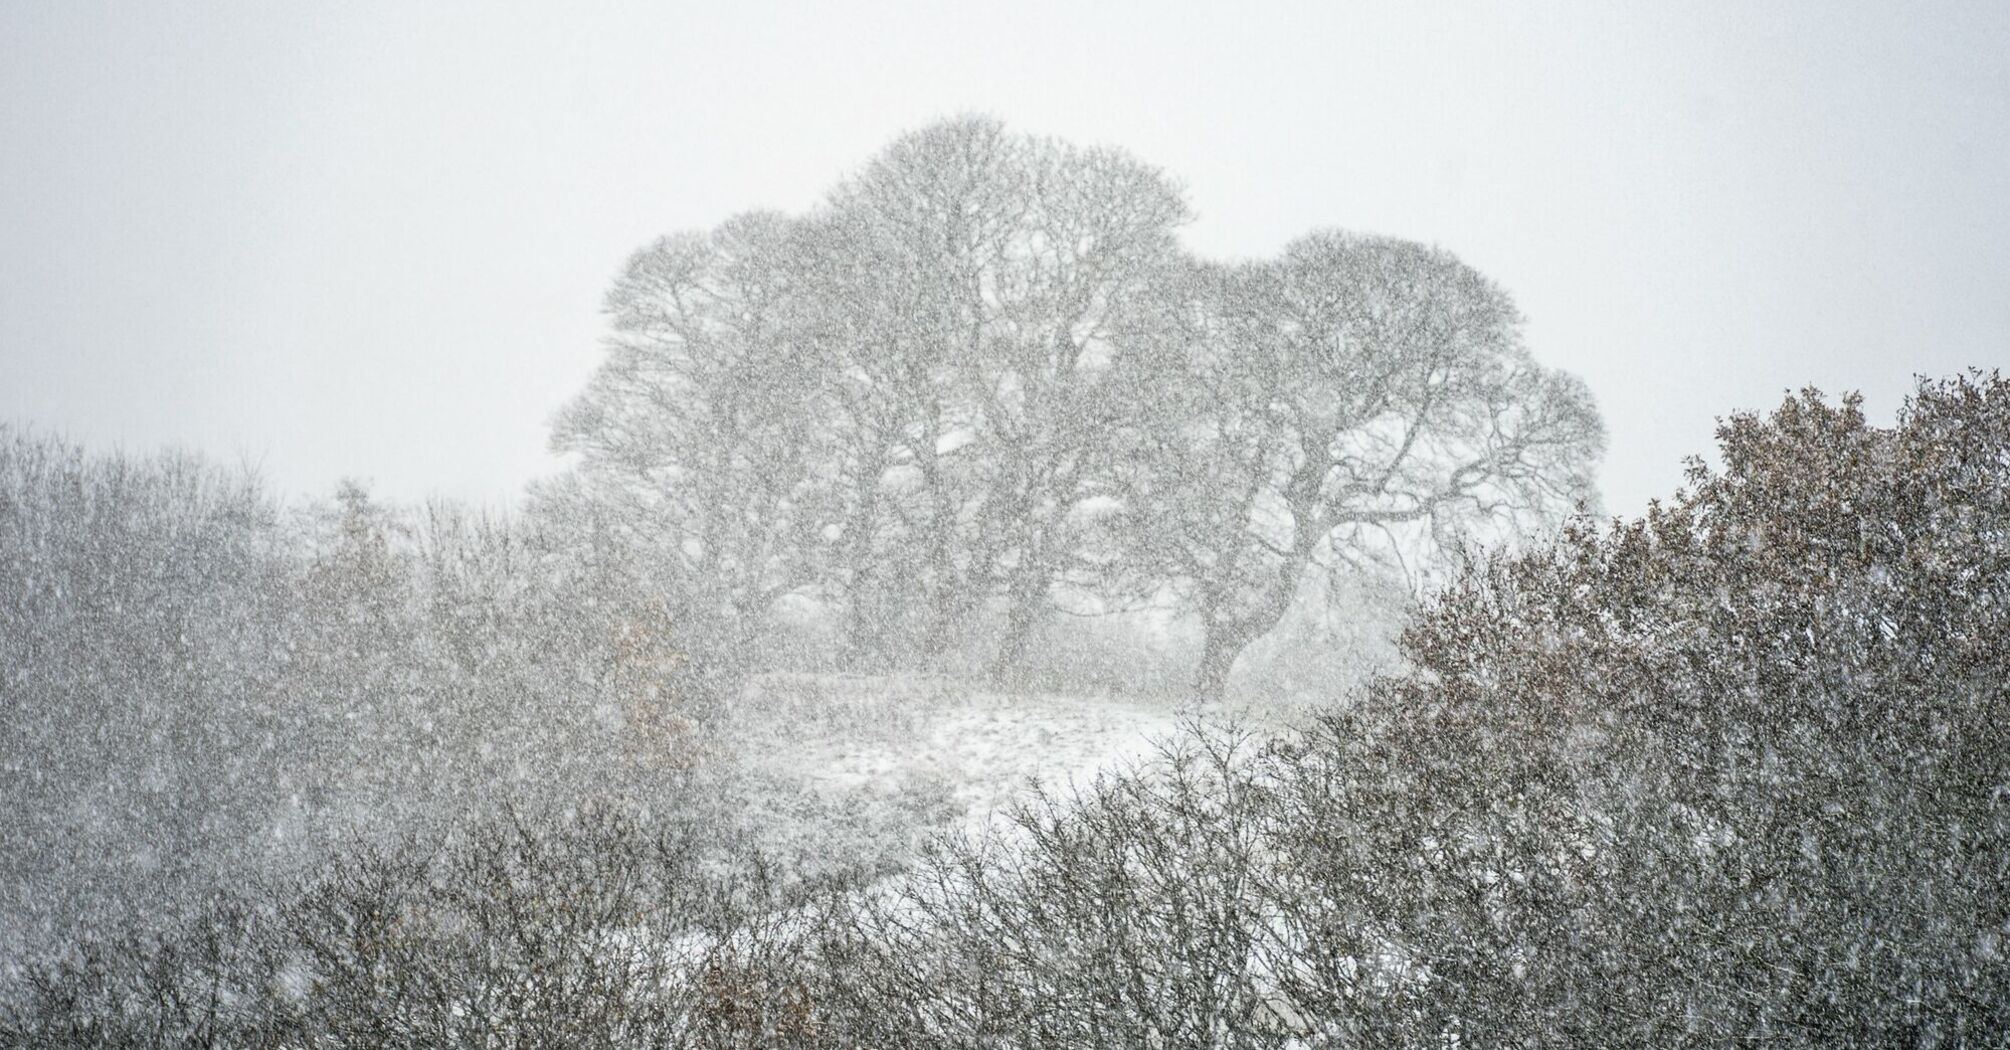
547 126 1588 698
817 117 1190 672
545 212 834 680
1108 232 1604 700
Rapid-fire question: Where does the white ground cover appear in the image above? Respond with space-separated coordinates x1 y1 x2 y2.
697 674 1209 874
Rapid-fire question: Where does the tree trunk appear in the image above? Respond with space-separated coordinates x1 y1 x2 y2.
841 453 887 671
989 575 1044 683
919 585 966 670
842 577 886 672
1192 570 1302 703
915 403 963 669
1193 621 1244 705
1190 539 1321 703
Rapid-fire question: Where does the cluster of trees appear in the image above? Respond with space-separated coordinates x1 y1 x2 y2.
546 118 1604 697
12 114 1997 1043
0 429 702 971
2 107 1605 977
12 373 2006 1046
801 374 2010 1045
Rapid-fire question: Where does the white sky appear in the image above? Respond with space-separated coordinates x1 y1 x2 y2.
3 1 2007 516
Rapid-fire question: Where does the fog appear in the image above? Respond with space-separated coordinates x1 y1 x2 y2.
5 2 2005 515
5 5 2010 1045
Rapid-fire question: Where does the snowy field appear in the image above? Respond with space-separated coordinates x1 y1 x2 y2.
698 674 1224 875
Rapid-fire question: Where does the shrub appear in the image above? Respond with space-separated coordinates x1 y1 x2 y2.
0 801 844 1049
13 372 2007 1046
0 431 709 973
782 373 2010 1047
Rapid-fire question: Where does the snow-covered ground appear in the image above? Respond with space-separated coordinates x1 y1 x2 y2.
699 674 1210 875
764 680 1188 829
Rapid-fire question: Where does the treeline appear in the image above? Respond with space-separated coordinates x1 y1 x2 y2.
0 429 702 970
543 117 1605 696
10 374 2006 1046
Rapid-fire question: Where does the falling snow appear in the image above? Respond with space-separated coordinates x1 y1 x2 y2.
5 119 2009 1047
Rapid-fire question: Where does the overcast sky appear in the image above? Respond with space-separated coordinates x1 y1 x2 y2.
4 1 2006 517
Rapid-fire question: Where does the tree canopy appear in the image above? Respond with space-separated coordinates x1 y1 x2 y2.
548 118 1602 697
